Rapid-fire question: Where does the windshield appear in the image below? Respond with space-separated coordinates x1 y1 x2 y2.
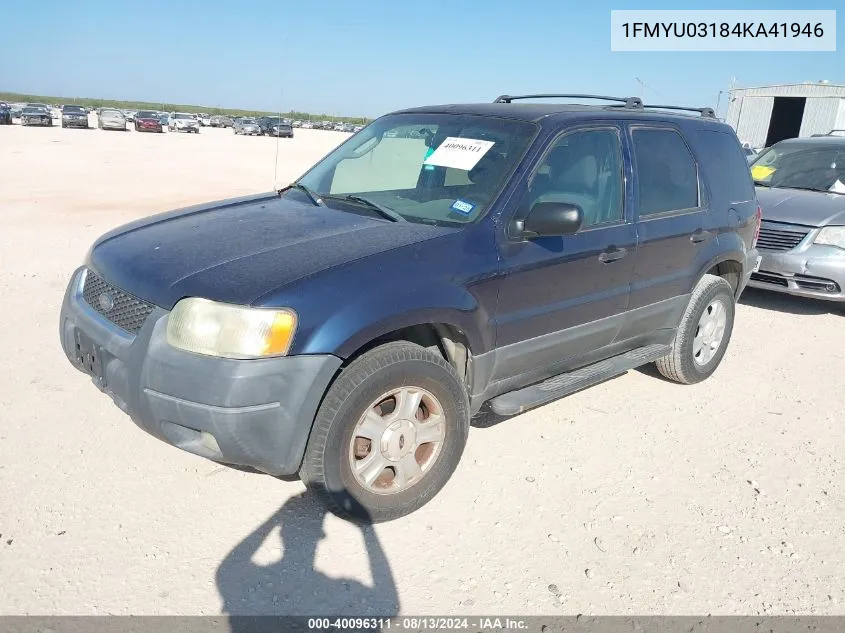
63 106 85 113
751 142 845 194
241 119 256 124
136 110 158 118
22 107 44 114
101 109 123 116
264 117 281 124
296 113 538 225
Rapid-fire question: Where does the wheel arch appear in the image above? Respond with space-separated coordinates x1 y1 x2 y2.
696 251 746 297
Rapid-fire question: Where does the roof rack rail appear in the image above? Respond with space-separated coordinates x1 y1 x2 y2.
639 104 716 118
494 94 643 108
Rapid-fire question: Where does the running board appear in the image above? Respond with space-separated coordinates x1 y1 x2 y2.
488 344 671 416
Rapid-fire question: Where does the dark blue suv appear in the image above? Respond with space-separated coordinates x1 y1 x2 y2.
60 94 760 522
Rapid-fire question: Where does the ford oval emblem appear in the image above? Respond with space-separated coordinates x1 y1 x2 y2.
98 292 115 312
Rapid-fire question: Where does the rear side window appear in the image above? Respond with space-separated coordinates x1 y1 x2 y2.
695 129 756 203
632 128 700 216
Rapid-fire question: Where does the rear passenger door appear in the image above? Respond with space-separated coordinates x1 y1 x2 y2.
618 124 706 340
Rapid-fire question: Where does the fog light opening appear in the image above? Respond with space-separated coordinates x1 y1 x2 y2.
825 283 837 293
200 431 222 454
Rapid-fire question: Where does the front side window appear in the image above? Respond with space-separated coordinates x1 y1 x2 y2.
632 128 700 216
296 113 537 225
528 128 624 228
750 142 845 194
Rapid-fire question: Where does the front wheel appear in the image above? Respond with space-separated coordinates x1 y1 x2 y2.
300 341 470 523
655 274 736 384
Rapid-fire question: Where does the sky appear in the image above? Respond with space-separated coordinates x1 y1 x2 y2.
0 0 840 119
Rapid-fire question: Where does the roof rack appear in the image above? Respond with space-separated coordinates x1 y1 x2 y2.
638 104 716 119
494 94 643 108
493 93 716 118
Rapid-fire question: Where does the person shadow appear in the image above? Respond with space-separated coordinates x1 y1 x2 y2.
216 490 400 632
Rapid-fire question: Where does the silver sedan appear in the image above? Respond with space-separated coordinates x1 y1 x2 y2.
98 108 127 131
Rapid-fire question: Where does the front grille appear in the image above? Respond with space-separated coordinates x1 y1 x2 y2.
750 271 788 287
82 270 155 335
756 221 810 252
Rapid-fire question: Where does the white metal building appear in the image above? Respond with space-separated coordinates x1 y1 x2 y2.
725 82 845 149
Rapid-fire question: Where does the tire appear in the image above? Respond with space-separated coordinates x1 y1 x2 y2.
61 122 66 128
300 341 470 523
655 274 736 385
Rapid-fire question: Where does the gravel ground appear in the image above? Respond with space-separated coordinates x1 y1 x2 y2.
0 119 843 617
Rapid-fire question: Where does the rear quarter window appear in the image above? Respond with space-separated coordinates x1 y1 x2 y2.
694 129 756 204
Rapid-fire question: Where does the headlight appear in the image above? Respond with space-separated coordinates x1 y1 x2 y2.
814 226 845 250
167 298 297 359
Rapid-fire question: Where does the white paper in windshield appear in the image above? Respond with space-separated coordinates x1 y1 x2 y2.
423 137 496 171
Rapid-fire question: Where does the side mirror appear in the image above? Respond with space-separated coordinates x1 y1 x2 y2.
518 202 583 239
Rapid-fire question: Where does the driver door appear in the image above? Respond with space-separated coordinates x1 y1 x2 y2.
491 124 637 384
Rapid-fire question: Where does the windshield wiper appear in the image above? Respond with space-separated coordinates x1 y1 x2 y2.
331 195 406 222
778 185 838 194
753 181 771 187
278 182 324 206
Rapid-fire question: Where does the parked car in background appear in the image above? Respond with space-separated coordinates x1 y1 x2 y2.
748 135 845 305
210 115 224 127
292 120 302 128
59 94 760 522
352 124 364 133
741 143 757 162
98 108 128 131
20 106 52 126
134 110 164 133
218 116 234 128
10 104 24 119
158 112 169 127
169 112 200 133
26 102 51 112
0 103 12 125
301 121 314 129
233 117 261 135
199 113 211 126
61 105 90 129
258 116 294 138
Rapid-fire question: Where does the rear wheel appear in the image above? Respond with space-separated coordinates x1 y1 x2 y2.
300 341 470 523
655 274 736 384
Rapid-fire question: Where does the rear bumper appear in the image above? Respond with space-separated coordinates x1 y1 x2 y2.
59 267 342 475
747 244 845 302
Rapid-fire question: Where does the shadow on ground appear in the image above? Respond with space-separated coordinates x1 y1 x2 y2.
739 288 840 316
216 491 399 626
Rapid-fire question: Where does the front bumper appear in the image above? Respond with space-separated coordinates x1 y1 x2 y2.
747 241 845 302
59 267 342 475
63 117 89 127
137 125 162 132
23 117 51 126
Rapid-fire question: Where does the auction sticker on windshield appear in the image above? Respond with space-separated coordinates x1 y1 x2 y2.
424 137 496 171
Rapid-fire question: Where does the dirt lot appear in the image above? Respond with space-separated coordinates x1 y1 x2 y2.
1 120 843 616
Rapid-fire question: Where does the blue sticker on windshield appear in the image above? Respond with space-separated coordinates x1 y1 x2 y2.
450 199 475 215
423 146 436 171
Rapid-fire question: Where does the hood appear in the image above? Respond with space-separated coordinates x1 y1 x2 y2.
756 186 845 227
89 192 452 309
174 118 197 125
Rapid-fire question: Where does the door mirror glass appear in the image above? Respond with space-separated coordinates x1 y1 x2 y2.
521 202 583 238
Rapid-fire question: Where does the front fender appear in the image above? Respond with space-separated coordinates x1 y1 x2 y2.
298 282 492 359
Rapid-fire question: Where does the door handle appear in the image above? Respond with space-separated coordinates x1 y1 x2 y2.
598 247 628 263
690 229 714 244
